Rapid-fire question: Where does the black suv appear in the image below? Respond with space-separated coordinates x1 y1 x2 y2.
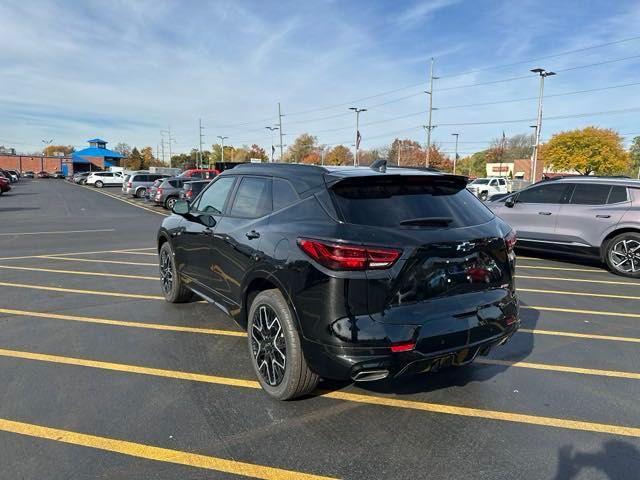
157 163 519 399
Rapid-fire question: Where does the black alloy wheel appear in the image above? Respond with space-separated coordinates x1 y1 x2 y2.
251 304 287 387
158 242 193 302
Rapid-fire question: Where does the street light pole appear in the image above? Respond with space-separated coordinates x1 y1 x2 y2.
278 102 284 162
217 136 229 163
451 133 459 174
531 68 556 182
349 107 366 166
265 126 279 163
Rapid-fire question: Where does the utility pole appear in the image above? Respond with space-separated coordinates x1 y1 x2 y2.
451 133 459 174
217 136 229 163
349 107 366 166
199 118 205 168
424 57 438 167
531 68 556 182
161 128 174 166
265 126 279 163
278 102 284 162
160 131 166 165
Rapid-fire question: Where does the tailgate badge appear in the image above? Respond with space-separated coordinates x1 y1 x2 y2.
456 241 476 252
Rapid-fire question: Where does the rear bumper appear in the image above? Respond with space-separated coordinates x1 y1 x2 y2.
300 291 519 381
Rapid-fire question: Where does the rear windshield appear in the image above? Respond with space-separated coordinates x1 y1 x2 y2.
331 176 494 228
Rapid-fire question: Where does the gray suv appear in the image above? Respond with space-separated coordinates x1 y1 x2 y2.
153 177 187 210
490 177 640 277
122 171 169 198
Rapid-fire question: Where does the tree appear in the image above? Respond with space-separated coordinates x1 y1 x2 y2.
285 134 318 163
210 144 236 163
43 145 74 156
456 151 487 177
541 127 630 175
300 151 321 165
630 136 640 178
114 142 131 158
388 138 424 167
126 147 144 170
325 145 353 165
248 144 268 162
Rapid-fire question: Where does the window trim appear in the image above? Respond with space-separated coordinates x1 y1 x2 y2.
226 175 273 220
192 175 238 215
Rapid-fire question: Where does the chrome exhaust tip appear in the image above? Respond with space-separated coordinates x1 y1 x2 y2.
351 369 390 382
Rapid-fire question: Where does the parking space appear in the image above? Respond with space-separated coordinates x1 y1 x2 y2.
1 179 639 479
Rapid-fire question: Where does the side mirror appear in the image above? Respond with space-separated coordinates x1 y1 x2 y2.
200 214 217 228
505 196 516 208
172 200 190 215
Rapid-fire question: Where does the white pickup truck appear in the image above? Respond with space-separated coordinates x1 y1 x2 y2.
467 177 510 201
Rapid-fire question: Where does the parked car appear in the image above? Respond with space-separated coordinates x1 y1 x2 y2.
7 170 20 181
180 180 211 202
153 177 187 209
122 172 169 198
489 177 640 277
51 171 65 179
36 171 49 178
86 171 124 188
0 176 11 194
145 178 165 202
178 168 217 180
22 171 35 179
1 169 17 182
213 161 247 175
157 162 519 400
72 172 90 184
467 177 510 201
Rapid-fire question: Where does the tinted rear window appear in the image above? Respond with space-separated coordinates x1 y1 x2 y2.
608 186 628 203
570 184 611 205
331 176 493 228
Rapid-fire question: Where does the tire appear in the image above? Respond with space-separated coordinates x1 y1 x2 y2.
479 191 488 201
159 242 193 302
248 289 320 400
95 180 103 188
135 187 146 198
164 196 177 210
604 232 640 278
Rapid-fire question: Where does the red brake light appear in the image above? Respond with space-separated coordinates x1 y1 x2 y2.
390 341 416 353
297 238 401 271
505 230 517 251
127 181 132 188
186 190 193 198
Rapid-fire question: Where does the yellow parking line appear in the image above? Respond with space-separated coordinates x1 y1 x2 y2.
477 358 640 380
0 247 155 261
517 265 605 273
519 288 640 301
523 305 640 319
519 328 640 343
0 282 163 300
76 184 169 217
0 308 245 337
39 256 156 267
1 348 639 438
516 274 640 287
0 265 157 280
0 418 332 480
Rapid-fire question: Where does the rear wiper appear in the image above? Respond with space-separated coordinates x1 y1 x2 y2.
400 217 453 227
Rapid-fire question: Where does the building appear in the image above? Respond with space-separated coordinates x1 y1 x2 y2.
72 138 124 172
0 153 72 174
485 158 546 182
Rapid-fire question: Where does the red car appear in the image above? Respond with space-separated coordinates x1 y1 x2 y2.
0 177 11 194
178 169 217 180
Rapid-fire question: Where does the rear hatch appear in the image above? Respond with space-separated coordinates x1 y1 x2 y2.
329 174 515 350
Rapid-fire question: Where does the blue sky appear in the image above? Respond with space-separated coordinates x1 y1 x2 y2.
2 0 640 157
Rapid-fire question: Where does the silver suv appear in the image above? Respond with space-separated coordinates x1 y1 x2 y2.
490 177 640 277
122 171 169 198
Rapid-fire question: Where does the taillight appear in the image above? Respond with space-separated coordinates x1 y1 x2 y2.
505 230 517 252
297 238 401 271
186 190 193 198
127 181 132 188
156 188 163 195
390 341 416 353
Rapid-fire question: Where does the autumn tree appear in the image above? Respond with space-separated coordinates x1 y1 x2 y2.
43 145 75 156
211 144 236 163
248 144 268 162
285 134 318 163
325 145 353 165
301 151 321 165
389 139 422 166
540 127 630 175
630 136 640 178
126 147 144 170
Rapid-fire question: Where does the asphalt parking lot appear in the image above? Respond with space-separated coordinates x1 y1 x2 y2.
1 178 639 479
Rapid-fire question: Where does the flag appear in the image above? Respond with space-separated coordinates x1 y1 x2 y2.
272 145 275 155
356 130 361 149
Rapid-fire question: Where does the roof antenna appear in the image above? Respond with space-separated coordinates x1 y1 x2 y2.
370 159 387 173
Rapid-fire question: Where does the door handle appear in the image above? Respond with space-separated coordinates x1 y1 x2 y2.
203 228 214 235
246 230 260 240
538 211 552 215
596 214 611 218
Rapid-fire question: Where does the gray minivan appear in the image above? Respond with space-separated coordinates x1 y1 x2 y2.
122 171 169 198
489 177 640 277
